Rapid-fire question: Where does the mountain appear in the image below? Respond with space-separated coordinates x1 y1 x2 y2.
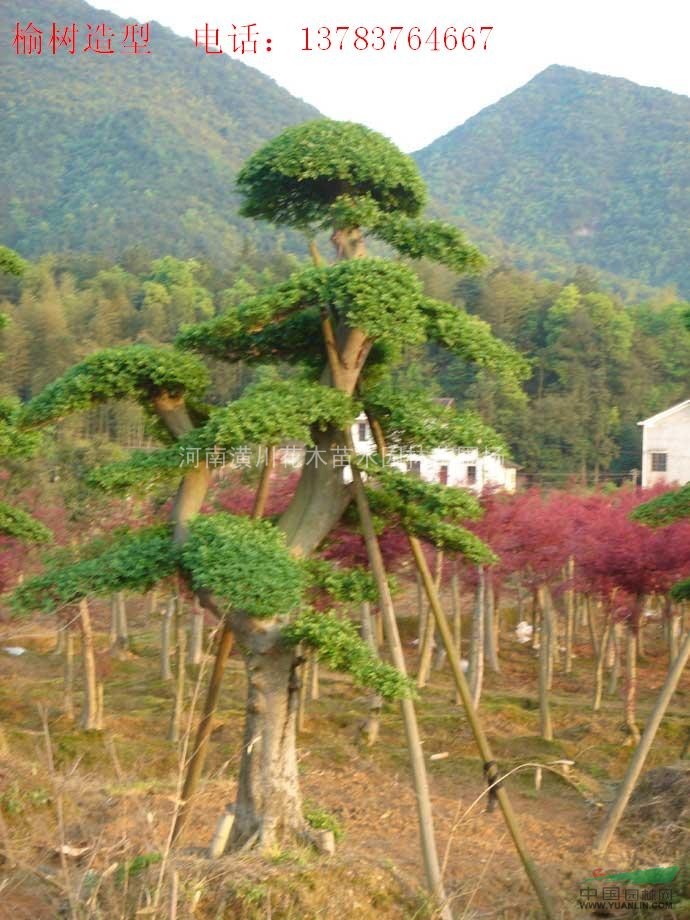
414 65 690 296
0 0 319 262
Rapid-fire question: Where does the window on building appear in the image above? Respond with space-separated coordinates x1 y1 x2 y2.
438 465 448 485
408 460 421 477
651 452 668 472
358 421 368 442
466 465 477 485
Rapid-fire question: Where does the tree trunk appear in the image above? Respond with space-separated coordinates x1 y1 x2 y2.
63 632 75 721
668 599 680 665
116 592 128 650
594 628 690 855
188 598 204 666
359 601 382 746
484 572 500 673
345 430 451 918
418 550 443 686
608 620 622 696
537 587 553 741
586 595 600 660
409 536 557 920
145 588 159 618
228 619 305 851
168 603 187 744
310 654 320 700
172 622 234 845
592 618 611 713
451 562 462 704
624 626 640 744
297 645 309 734
469 567 485 708
565 557 574 674
161 598 174 681
79 599 100 731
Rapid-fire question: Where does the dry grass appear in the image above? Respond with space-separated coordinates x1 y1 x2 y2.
0 596 689 918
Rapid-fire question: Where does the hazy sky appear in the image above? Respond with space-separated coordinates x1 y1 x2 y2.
98 1 690 151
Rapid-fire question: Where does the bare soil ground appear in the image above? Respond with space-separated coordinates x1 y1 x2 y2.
0 596 689 919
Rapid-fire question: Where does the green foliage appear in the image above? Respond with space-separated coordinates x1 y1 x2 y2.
362 380 507 454
21 345 209 427
671 577 690 602
11 526 178 615
178 258 428 355
115 852 162 886
304 559 381 605
0 502 51 543
421 297 530 395
86 449 182 495
415 64 690 296
365 465 495 563
371 213 485 274
0 397 42 460
304 805 344 842
237 120 426 229
631 485 690 527
182 514 304 618
282 609 413 700
0 246 26 276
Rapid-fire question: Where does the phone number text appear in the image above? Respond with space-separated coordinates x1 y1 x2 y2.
301 25 493 52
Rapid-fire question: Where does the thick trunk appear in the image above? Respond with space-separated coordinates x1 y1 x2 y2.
79 599 100 731
278 426 351 556
228 618 304 851
469 567 485 708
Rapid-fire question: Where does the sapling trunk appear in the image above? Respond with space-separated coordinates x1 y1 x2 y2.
161 599 174 681
594 628 690 855
537 587 553 741
592 618 611 713
607 621 622 695
418 549 443 685
297 645 309 734
146 588 159 617
484 572 500 673
409 535 557 920
116 592 128 650
168 602 187 743
624 626 640 744
451 562 462 704
668 599 680 664
172 622 234 845
565 557 575 673
188 598 204 666
309 653 320 700
468 566 485 708
346 431 451 919
63 632 75 720
79 598 100 731
360 601 382 746
586 596 600 660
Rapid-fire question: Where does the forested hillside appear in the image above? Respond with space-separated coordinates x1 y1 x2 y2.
415 65 690 295
1 0 318 261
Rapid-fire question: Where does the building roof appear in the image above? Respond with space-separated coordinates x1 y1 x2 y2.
638 399 690 427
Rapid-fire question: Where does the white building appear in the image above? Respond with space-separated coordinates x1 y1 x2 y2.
351 413 517 494
638 399 690 488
